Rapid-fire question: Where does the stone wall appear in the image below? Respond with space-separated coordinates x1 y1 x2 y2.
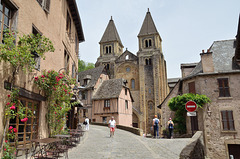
180 131 205 159
91 122 143 136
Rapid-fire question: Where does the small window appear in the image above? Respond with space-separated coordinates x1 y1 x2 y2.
126 55 129 60
66 11 71 34
125 100 128 109
106 64 110 70
126 67 130 72
145 40 148 47
64 50 70 72
83 79 88 86
145 59 149 65
104 100 110 108
218 78 230 97
72 64 75 78
188 82 196 94
149 59 152 65
106 47 109 54
149 39 152 47
131 79 135 89
149 88 151 93
109 46 111 53
125 88 127 95
221 110 235 131
102 117 107 123
32 26 42 70
82 91 87 100
36 0 51 13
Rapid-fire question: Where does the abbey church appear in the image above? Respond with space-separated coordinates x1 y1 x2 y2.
95 10 169 134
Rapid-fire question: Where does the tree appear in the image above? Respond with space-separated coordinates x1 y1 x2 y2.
168 93 211 134
78 59 95 72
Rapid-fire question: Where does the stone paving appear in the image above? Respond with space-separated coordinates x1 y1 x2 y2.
68 125 191 159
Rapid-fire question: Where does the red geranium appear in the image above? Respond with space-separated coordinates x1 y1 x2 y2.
35 76 38 81
9 126 13 130
7 94 10 97
13 128 17 133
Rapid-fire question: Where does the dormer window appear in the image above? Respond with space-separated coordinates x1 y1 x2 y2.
105 45 112 54
145 39 152 48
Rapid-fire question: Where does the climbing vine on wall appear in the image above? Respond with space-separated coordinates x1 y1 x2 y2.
0 30 55 158
34 70 75 136
168 93 211 134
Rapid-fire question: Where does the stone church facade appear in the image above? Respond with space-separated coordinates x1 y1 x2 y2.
95 10 169 134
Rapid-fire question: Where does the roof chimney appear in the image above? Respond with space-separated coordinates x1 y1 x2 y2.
233 14 240 68
200 49 214 73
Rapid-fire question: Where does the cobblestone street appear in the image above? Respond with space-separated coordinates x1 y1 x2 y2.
68 125 191 159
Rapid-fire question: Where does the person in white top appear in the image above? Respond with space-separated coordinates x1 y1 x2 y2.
108 116 116 137
85 117 89 131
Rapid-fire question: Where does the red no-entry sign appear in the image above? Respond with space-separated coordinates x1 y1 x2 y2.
185 101 197 112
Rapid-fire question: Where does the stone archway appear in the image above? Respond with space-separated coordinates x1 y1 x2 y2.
132 112 139 128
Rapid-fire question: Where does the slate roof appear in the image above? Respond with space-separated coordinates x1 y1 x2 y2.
78 66 106 89
92 78 128 100
99 17 123 47
188 39 236 77
138 11 159 37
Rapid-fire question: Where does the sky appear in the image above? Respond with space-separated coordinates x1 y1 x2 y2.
76 0 240 78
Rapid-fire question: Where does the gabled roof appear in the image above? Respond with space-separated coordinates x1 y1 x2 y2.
78 66 106 89
99 17 123 47
115 49 138 63
138 10 159 37
92 78 133 101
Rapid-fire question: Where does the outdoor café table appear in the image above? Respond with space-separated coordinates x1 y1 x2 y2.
31 138 62 158
54 135 71 139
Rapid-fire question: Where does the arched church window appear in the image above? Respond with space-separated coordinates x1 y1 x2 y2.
149 58 152 65
106 64 110 70
149 39 152 47
126 67 130 72
106 47 109 54
126 55 129 60
145 59 149 65
145 40 148 48
109 46 111 53
131 79 135 89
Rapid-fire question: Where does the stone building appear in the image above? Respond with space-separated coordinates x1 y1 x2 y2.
92 78 133 126
95 10 169 134
159 17 240 158
0 0 84 154
78 66 109 122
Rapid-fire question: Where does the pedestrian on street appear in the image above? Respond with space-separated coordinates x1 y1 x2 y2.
168 118 174 139
108 116 116 137
85 117 89 131
152 115 160 138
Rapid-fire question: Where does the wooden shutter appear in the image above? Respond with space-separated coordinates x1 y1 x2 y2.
188 82 196 94
221 110 235 131
218 78 230 97
44 0 50 13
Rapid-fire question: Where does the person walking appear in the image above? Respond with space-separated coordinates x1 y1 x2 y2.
85 117 89 131
152 115 160 139
168 118 174 139
108 116 116 137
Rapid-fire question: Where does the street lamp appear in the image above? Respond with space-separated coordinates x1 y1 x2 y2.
73 85 78 95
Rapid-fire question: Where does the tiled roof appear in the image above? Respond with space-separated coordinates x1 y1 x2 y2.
138 11 159 37
92 78 127 100
99 17 123 47
78 66 106 89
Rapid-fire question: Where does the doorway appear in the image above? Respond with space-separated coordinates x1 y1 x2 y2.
228 144 240 159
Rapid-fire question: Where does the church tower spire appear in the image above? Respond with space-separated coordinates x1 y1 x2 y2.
138 9 162 52
96 17 124 79
99 17 123 57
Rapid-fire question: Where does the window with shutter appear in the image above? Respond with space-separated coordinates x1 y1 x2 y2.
188 82 196 94
32 26 42 70
221 110 235 131
44 0 50 13
218 78 230 97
